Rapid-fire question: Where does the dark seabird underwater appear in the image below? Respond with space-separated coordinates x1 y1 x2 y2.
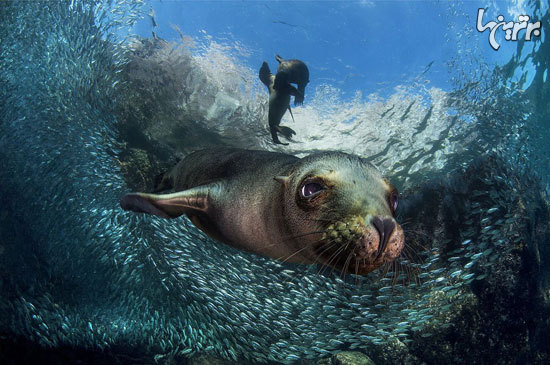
1 1 549 364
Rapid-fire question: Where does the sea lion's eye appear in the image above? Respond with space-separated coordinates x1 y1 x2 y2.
301 182 324 198
389 189 398 215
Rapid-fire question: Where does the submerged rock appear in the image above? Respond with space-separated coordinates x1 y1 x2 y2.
117 147 172 192
188 353 232 365
330 351 375 365
395 156 550 364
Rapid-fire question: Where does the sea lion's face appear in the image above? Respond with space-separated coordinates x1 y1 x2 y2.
283 152 404 275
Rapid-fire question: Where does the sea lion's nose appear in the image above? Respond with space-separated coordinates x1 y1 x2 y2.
371 216 395 258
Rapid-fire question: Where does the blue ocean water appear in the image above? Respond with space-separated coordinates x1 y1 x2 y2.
132 1 536 97
1 0 549 364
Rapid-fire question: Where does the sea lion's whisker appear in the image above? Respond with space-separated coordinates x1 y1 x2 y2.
400 260 419 285
325 244 348 275
404 238 430 253
328 241 351 279
259 239 313 252
393 260 406 286
381 259 392 278
402 244 426 266
382 261 398 287
403 228 435 241
393 255 421 285
401 246 417 262
317 243 346 277
401 262 412 286
408 238 431 255
337 251 353 286
281 238 336 284
398 218 415 228
334 240 350 264
309 239 345 277
278 243 314 264
317 247 342 277
281 230 327 242
403 250 424 269
296 239 335 272
354 257 360 284
316 240 339 260
338 247 354 281
389 261 398 285
259 231 328 251
399 236 429 263
283 239 339 285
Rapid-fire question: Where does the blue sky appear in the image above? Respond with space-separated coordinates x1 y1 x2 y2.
131 1 533 99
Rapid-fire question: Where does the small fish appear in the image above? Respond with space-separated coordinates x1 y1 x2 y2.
450 270 462 278
149 7 157 27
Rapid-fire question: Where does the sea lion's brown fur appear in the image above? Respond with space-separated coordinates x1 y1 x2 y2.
259 61 297 145
275 54 309 105
121 148 404 275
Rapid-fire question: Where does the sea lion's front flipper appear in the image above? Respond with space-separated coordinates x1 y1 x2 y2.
120 184 219 219
259 62 272 88
294 87 305 106
287 84 302 111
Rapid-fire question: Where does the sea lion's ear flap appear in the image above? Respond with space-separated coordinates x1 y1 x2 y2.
120 185 215 219
274 176 290 186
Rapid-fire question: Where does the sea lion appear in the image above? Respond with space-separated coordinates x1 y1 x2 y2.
259 61 298 145
120 148 404 275
274 54 309 105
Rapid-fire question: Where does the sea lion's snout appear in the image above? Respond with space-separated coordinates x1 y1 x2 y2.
315 215 404 275
348 217 403 274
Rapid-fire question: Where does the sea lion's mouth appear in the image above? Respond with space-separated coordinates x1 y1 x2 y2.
316 217 404 275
